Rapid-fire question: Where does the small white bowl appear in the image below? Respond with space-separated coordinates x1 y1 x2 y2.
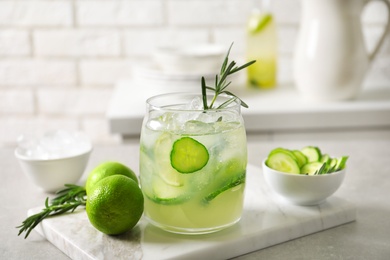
15 147 92 193
262 160 346 206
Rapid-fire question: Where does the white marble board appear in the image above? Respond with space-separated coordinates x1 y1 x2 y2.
29 164 356 260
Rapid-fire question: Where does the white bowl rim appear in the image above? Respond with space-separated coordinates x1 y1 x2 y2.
14 145 93 162
262 159 346 177
155 44 226 58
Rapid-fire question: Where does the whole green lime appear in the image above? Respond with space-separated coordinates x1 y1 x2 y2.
85 161 138 195
86 175 144 235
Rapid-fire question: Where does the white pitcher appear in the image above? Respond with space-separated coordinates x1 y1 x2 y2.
293 0 390 101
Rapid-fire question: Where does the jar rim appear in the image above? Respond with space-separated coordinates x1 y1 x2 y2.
146 92 241 112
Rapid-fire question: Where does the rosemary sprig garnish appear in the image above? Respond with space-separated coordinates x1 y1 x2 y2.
201 43 256 110
17 184 86 239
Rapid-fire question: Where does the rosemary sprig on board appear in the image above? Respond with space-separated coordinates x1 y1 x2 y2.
17 184 86 239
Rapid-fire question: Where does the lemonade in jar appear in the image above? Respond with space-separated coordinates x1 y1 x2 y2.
139 45 254 234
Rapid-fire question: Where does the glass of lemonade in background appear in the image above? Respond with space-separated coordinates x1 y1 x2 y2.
246 2 277 89
139 92 247 234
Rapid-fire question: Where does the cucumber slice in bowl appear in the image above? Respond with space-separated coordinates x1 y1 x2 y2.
321 154 330 163
335 156 349 171
292 150 307 168
265 150 300 174
268 147 300 163
264 146 348 175
300 162 324 175
301 146 322 162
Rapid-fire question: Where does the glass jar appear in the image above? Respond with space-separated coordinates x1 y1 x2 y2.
139 92 247 234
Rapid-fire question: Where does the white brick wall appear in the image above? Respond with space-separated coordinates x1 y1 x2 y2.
167 0 252 26
80 59 134 85
0 1 72 26
0 30 30 56
76 1 164 26
37 88 112 115
34 29 121 57
0 0 389 146
0 90 34 114
0 59 76 86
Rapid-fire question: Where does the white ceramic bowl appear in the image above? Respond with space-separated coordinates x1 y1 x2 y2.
262 160 346 206
15 147 92 193
153 44 225 75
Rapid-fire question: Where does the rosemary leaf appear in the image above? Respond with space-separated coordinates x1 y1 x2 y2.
202 42 255 110
220 43 233 75
17 184 87 239
222 90 249 108
229 60 256 75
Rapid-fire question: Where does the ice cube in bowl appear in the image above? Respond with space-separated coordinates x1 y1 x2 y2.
15 130 93 193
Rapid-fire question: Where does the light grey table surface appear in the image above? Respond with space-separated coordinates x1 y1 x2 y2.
1 136 390 260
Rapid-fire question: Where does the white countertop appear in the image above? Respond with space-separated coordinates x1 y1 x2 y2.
2 138 390 259
107 80 390 136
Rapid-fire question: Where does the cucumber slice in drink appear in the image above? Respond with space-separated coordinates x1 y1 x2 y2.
301 146 322 162
203 172 246 203
170 137 209 174
147 178 189 205
300 162 324 175
154 133 185 186
266 150 300 174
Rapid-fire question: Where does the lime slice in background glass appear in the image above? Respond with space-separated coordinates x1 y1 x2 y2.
248 13 273 34
170 137 209 174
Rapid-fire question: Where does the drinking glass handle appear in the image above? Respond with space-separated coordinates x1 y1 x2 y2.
366 0 390 62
